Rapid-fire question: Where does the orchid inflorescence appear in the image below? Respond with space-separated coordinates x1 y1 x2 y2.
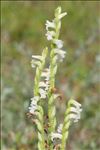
28 6 82 150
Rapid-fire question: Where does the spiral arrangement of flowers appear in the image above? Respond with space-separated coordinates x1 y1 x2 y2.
28 6 82 150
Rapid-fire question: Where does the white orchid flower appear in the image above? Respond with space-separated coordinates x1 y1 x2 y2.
29 105 37 114
31 96 39 102
54 49 66 61
51 123 63 141
67 100 82 123
69 99 82 109
45 31 55 41
57 124 63 133
41 68 50 81
51 132 62 141
45 85 49 91
45 32 53 40
39 81 49 91
69 113 81 123
53 39 63 49
31 59 41 68
29 96 40 114
39 81 47 87
31 54 44 68
32 55 43 61
39 88 47 99
45 20 55 30
58 12 67 19
70 107 82 113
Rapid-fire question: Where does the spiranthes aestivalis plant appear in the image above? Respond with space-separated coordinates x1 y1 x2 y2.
28 6 82 150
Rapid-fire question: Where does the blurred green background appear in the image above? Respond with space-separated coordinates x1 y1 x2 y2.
1 1 100 150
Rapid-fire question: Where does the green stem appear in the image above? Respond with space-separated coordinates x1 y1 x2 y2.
48 45 59 150
33 48 48 150
60 102 71 150
36 106 45 150
48 13 61 149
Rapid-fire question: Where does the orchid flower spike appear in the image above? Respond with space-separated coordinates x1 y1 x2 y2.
67 99 82 123
28 96 39 114
60 99 82 149
45 7 67 63
28 6 82 150
31 55 43 68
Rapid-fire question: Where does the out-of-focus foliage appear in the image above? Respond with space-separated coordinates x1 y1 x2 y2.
1 1 100 150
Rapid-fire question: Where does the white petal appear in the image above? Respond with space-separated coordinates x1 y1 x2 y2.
54 40 63 49
54 49 66 54
79 108 82 112
31 96 39 102
32 55 42 59
45 76 50 81
54 49 66 61
45 81 49 89
29 105 37 114
70 99 82 108
45 20 55 30
58 50 66 57
41 72 50 81
44 68 50 72
31 101 37 105
31 64 36 68
39 81 47 87
29 109 35 114
41 72 48 77
39 88 47 99
73 119 79 123
39 88 45 94
45 32 52 40
45 31 55 40
31 60 41 68
40 94 46 99
29 105 36 109
70 107 82 114
58 12 67 19
69 113 77 119
32 55 43 61
51 133 62 141
69 113 80 122
57 124 63 133
45 86 49 91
